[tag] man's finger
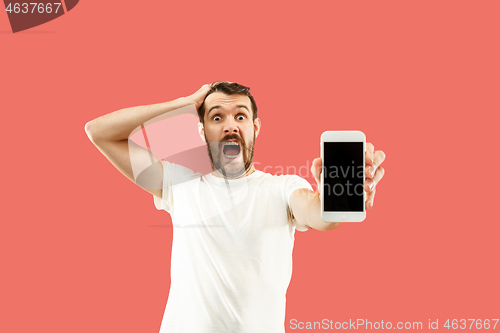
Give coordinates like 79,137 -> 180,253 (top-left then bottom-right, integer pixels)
364,166 -> 385,192
365,188 -> 375,210
372,150 -> 386,168
365,164 -> 375,179
311,158 -> 322,185
366,142 -> 375,154
365,143 -> 375,165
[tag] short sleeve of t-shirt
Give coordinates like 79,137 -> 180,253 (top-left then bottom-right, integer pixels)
153,161 -> 197,213
284,175 -> 313,232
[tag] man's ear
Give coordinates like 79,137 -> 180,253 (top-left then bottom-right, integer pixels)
254,118 -> 262,139
198,122 -> 206,142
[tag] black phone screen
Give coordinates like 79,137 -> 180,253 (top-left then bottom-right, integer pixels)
323,142 -> 364,212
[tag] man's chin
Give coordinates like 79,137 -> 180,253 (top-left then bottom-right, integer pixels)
213,154 -> 250,178
217,161 -> 246,178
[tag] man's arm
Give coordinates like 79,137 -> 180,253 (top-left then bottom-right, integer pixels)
289,144 -> 386,231
289,188 -> 341,231
84,84 -> 210,198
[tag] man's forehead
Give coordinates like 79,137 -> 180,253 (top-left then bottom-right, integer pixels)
205,92 -> 251,109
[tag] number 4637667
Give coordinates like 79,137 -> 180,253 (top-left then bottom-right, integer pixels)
444,319 -> 498,330
5,3 -> 62,14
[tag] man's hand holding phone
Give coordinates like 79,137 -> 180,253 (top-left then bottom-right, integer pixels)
312,133 -> 386,223
363,142 -> 386,210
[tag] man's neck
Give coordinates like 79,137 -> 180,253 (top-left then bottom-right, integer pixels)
211,165 -> 256,179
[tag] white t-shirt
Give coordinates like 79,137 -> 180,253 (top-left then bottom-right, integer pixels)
153,161 -> 313,333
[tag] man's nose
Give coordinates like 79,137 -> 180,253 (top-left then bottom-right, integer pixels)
223,118 -> 238,134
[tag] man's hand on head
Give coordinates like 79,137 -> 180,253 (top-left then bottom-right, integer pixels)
185,84 -> 211,110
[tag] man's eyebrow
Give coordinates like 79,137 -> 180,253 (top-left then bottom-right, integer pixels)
236,104 -> 250,112
207,104 -> 250,116
207,105 -> 221,116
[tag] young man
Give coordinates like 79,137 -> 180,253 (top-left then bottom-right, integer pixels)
85,82 -> 386,333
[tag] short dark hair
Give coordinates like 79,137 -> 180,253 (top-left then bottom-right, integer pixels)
198,81 -> 258,124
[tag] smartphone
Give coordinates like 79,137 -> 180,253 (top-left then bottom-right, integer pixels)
321,131 -> 366,222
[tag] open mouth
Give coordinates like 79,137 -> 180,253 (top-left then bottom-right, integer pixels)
222,141 -> 241,159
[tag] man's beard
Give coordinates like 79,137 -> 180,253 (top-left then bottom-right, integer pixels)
205,132 -> 255,179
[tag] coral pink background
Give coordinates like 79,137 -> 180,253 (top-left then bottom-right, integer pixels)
1,1 -> 499,332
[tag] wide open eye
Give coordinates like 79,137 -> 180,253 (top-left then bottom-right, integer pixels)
236,114 -> 246,121
213,115 -> 222,121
